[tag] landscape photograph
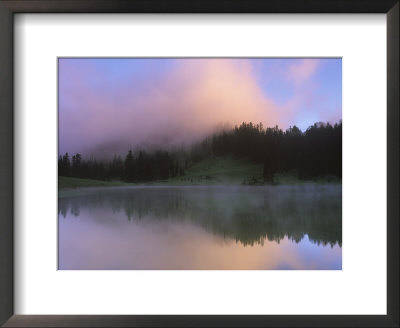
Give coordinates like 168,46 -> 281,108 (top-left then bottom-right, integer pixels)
58,58 -> 342,270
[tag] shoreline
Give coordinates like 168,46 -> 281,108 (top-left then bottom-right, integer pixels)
58,176 -> 342,198
59,176 -> 341,189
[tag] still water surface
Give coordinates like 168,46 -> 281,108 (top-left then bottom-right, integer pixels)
58,185 -> 341,270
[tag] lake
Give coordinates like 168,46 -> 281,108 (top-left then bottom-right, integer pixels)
58,185 -> 342,270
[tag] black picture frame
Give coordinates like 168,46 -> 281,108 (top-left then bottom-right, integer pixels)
0,1 -> 398,327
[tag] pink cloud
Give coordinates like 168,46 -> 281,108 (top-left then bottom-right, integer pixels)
285,59 -> 320,85
59,58 -> 340,158
59,59 -> 281,157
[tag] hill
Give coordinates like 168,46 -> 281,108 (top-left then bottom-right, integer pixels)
161,156 -> 264,185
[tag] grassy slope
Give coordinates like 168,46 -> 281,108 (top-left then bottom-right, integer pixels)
161,156 -> 340,186
162,156 -> 264,185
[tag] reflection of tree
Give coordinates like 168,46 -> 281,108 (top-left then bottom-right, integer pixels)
58,201 -> 68,218
58,186 -> 342,247
70,203 -> 80,217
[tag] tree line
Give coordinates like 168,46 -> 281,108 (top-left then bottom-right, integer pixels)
207,121 -> 342,181
58,150 -> 186,182
59,120 -> 341,183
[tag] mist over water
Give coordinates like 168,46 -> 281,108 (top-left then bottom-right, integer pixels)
58,185 -> 342,270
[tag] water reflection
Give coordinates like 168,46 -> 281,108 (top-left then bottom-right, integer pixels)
58,185 -> 342,270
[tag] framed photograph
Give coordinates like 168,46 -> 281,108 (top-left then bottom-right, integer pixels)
0,0 -> 398,327
57,56 -> 343,271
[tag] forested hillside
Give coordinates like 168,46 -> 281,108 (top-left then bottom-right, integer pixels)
58,121 -> 342,184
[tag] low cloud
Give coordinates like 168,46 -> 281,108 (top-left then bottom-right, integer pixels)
59,58 -> 341,158
59,59 -> 281,157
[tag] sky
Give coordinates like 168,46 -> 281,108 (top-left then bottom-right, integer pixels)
59,58 -> 341,157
